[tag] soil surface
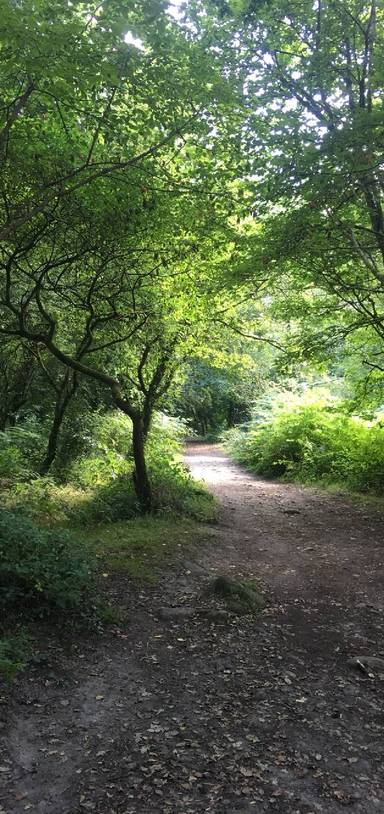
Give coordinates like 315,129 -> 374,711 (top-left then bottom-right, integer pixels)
1,444 -> 384,814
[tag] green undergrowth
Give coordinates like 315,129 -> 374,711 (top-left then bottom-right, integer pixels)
0,510 -> 214,681
0,412 -> 216,526
0,632 -> 33,682
0,469 -> 216,527
315,481 -> 384,512
0,509 -> 96,615
226,404 -> 384,496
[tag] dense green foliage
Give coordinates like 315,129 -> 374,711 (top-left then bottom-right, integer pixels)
0,420 -> 45,478
227,401 -> 384,494
0,633 -> 32,682
0,510 -> 95,613
0,0 -> 248,510
174,360 -> 253,436
0,411 -> 214,524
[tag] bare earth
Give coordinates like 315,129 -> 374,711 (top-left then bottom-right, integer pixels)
1,443 -> 384,814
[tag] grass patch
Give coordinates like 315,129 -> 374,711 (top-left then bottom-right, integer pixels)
0,477 -> 87,525
0,469 -> 217,528
0,409 -> 217,659
95,601 -> 125,625
311,480 -> 384,511
78,516 -> 209,582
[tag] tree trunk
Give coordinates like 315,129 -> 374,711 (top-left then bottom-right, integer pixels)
40,371 -> 78,475
132,415 -> 152,513
142,399 -> 153,441
111,390 -> 153,514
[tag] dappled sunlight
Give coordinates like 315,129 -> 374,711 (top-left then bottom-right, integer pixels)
1,0 -> 384,809
185,451 -> 246,485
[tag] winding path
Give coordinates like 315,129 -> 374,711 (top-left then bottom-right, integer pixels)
1,444 -> 384,814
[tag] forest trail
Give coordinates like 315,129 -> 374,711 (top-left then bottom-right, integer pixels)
2,444 -> 384,814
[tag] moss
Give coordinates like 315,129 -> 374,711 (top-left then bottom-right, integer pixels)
210,575 -> 264,614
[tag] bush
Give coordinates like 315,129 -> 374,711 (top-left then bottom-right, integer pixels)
227,405 -> 384,494
81,475 -> 137,522
0,510 -> 95,613
0,463 -> 215,527
151,458 -> 215,519
0,420 -> 44,479
0,477 -> 91,524
0,442 -> 27,479
0,633 -> 32,682
65,410 -> 133,486
64,411 -> 212,523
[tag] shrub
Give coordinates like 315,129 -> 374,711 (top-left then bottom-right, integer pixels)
81,475 -> 137,522
227,405 -> 384,494
0,421 -> 44,479
69,449 -> 131,488
0,510 -> 95,613
65,411 -> 212,523
0,633 -> 32,682
0,477 -> 90,524
150,457 -> 215,519
0,463 -> 215,527
0,442 -> 27,479
65,410 -> 133,486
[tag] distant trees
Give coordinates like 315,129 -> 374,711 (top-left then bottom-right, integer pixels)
174,359 -> 260,435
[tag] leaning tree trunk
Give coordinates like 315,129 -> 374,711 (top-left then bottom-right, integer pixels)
40,371 -> 78,475
131,414 -> 152,513
111,391 -> 153,514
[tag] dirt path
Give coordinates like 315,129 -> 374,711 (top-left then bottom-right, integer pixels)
1,444 -> 384,814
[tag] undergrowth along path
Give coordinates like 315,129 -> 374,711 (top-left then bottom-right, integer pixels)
1,443 -> 384,814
